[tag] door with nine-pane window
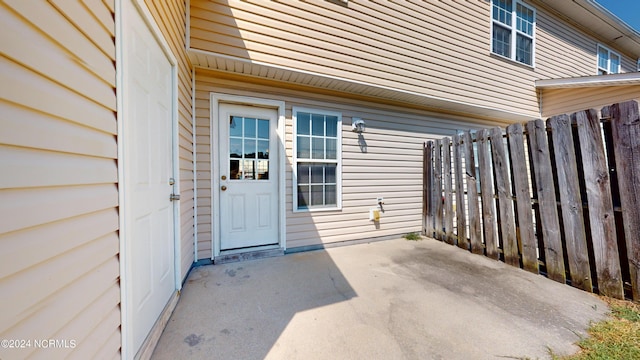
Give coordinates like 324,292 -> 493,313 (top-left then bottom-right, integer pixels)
219,104 -> 279,250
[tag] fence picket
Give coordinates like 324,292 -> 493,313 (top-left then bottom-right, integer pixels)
610,101 -> 640,300
424,141 -> 434,237
574,109 -> 623,299
423,101 -> 639,299
548,115 -> 592,292
464,131 -> 483,254
442,138 -> 455,245
477,129 -> 499,260
453,134 -> 468,250
526,120 -> 566,283
490,127 -> 519,266
507,123 -> 538,274
434,139 -> 444,240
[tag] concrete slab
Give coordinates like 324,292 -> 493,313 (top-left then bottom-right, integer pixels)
151,238 -> 608,360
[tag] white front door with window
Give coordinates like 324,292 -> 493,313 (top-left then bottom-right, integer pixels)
218,104 -> 280,250
122,0 -> 176,355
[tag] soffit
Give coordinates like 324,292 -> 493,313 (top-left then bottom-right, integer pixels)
534,0 -> 640,59
189,50 -> 537,122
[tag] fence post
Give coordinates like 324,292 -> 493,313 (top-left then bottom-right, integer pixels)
610,100 -> 640,300
574,109 -> 623,299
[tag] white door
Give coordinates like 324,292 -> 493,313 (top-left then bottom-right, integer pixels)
122,0 -> 176,354
219,104 -> 279,250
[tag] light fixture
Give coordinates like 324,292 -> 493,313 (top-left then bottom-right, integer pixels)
352,117 -> 365,133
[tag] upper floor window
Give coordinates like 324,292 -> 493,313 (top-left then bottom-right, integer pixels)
492,0 -> 535,66
293,108 -> 342,212
597,45 -> 620,75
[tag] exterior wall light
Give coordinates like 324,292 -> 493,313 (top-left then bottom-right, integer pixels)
352,117 -> 365,133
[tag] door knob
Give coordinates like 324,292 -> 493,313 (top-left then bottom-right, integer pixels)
221,175 -> 227,180
221,186 -> 227,191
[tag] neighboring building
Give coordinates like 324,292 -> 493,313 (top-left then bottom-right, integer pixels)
1,0 -> 639,359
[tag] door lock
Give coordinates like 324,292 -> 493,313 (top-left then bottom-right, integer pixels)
169,177 -> 175,185
221,175 -> 227,180
170,193 -> 180,201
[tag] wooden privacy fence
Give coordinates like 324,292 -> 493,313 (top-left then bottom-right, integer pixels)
423,100 -> 640,300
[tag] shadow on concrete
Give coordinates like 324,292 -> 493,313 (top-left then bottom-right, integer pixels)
152,239 -> 609,360
151,248 -> 355,360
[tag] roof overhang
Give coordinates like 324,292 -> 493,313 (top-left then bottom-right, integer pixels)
534,0 -> 640,59
536,72 -> 640,89
189,49 -> 536,123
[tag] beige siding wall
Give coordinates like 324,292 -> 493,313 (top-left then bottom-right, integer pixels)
534,2 -> 637,78
144,0 -> 195,279
0,0 -> 120,359
541,86 -> 640,117
190,0 -> 636,121
195,69 -> 511,256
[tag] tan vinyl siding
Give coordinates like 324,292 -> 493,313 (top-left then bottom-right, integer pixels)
190,0 -> 638,122
190,0 -> 540,118
144,0 -> 195,278
0,1 -> 119,359
195,69 -> 510,255
533,2 -> 637,78
541,85 -> 640,117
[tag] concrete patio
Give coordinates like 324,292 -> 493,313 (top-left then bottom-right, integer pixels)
151,238 -> 608,360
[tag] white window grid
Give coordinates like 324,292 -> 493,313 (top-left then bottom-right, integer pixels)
292,107 -> 342,212
491,0 -> 536,67
597,44 -> 621,75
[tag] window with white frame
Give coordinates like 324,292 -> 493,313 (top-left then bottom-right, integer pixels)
491,0 -> 535,66
293,108 -> 342,211
597,45 -> 621,75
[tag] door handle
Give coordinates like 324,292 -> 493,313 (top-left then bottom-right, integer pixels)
170,193 -> 180,201
221,186 -> 227,191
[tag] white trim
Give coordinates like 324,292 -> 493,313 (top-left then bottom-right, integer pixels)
115,0 -> 126,357
209,94 -> 287,257
192,68 -> 198,262
536,72 -> 640,89
596,44 -> 621,75
490,0 -> 536,67
171,59 -> 181,292
292,106 -> 343,213
117,0 -> 180,358
583,0 -> 640,42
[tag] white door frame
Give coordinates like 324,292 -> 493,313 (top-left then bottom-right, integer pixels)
210,94 -> 286,258
116,0 -> 181,358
